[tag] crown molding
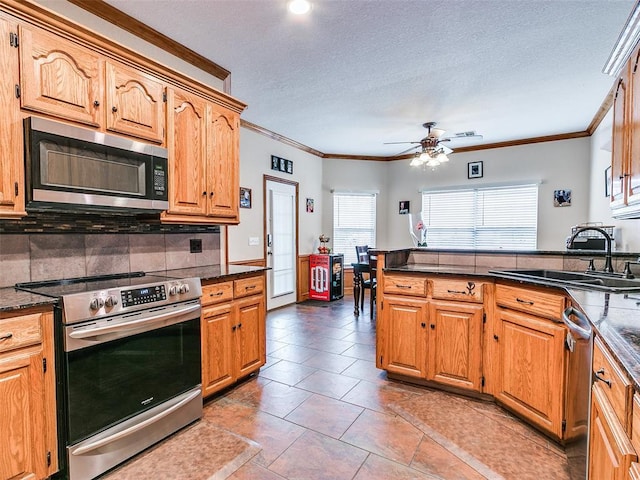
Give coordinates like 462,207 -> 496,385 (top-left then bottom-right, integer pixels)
240,120 -> 324,157
66,0 -> 231,88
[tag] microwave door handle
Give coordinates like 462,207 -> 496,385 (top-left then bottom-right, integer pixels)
68,303 -> 201,340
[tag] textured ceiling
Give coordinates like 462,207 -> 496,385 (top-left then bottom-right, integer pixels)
104,0 -> 635,157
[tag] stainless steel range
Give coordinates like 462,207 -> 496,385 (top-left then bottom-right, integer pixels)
16,272 -> 203,480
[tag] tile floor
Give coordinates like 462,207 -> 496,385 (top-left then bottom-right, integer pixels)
105,295 -> 583,480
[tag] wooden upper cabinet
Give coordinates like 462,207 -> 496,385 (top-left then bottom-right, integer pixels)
627,46 -> 640,207
0,15 -> 25,218
207,103 -> 240,219
19,25 -> 103,127
166,87 -> 208,216
105,61 -> 165,144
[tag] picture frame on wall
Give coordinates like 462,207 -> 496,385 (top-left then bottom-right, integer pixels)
240,187 -> 252,208
399,201 -> 410,214
468,161 -> 483,179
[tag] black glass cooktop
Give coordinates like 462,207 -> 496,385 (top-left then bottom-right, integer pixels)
15,272 -> 172,297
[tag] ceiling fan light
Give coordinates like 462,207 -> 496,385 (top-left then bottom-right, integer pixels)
426,158 -> 441,168
409,155 -> 423,167
419,151 -> 430,161
288,0 -> 311,15
437,152 -> 449,162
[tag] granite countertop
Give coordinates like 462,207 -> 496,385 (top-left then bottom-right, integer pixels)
384,264 -> 495,276
0,287 -> 57,313
0,265 -> 269,314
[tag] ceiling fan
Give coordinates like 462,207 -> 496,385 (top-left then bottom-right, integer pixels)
385,122 -> 482,168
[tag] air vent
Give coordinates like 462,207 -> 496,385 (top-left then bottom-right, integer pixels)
454,131 -> 477,137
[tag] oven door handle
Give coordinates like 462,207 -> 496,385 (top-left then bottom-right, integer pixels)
68,303 -> 201,340
69,389 -> 201,456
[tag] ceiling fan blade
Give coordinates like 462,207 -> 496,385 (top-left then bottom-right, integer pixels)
395,145 -> 420,155
429,128 -> 446,139
441,134 -> 484,142
441,145 -> 453,155
383,141 -> 421,145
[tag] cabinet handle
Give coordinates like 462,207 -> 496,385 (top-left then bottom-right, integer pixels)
14,182 -> 19,197
0,333 -> 13,341
112,106 -> 118,112
94,100 -> 100,107
395,284 -> 412,289
420,322 -> 426,328
245,285 -> 256,290
210,291 -> 223,297
516,298 -> 534,305
447,289 -> 467,295
594,368 -> 612,388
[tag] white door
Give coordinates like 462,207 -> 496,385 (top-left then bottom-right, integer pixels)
266,179 -> 297,310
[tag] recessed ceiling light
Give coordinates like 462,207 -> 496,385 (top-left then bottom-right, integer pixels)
288,0 -> 311,15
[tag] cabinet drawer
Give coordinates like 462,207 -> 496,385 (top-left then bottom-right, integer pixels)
431,278 -> 485,303
383,274 -> 428,297
495,283 -> 565,319
234,276 -> 264,298
0,314 -> 42,354
201,282 -> 233,306
593,336 -> 632,432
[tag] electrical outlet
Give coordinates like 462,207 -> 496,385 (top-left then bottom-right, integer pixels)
190,239 -> 203,253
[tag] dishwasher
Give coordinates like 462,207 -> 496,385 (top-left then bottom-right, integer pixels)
562,305 -> 593,480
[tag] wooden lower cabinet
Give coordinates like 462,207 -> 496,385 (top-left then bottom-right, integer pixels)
201,275 -> 266,398
380,295 -> 428,378
588,383 -> 637,480
428,300 -> 483,392
494,307 -> 567,439
0,310 -> 57,480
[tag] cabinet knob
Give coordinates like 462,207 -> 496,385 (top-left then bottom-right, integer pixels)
112,106 -> 118,112
202,191 -> 207,196
493,334 -> 499,341
94,100 -> 100,107
210,192 -> 215,197
420,322 -> 426,328
430,324 -> 435,329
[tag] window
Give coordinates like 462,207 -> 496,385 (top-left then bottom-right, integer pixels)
420,184 -> 538,250
333,193 -> 376,264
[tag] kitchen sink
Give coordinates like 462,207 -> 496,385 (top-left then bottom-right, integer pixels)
490,269 -> 640,293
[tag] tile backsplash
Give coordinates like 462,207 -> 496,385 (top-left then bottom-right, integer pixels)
0,232 -> 221,287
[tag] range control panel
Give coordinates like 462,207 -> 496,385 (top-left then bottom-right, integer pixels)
121,285 -> 167,308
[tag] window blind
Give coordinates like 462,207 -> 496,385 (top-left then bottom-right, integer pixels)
421,184 -> 538,250
333,193 -> 376,264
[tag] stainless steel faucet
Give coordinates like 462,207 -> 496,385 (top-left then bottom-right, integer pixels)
567,227 -> 614,273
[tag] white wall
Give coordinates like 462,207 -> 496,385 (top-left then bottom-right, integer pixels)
227,128 -> 324,261
323,138 -> 592,251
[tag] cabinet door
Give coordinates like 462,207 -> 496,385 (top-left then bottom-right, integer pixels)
381,296 -> 428,378
19,25 -> 103,127
106,61 -> 165,143
201,303 -> 235,397
588,383 -> 636,480
235,294 -> 266,378
0,17 -> 25,218
612,67 -> 629,207
166,87 -> 208,216
428,300 -> 483,392
628,46 -> 640,207
207,103 -> 239,221
0,350 -> 46,480
495,308 -> 566,438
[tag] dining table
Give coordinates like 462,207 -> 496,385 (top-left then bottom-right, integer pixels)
350,261 -> 370,316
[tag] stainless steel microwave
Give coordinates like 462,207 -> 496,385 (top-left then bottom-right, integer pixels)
24,117 -> 169,212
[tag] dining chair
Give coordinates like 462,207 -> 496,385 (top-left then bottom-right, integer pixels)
354,245 -> 373,314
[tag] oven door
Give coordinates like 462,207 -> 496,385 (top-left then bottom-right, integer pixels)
63,300 -> 201,445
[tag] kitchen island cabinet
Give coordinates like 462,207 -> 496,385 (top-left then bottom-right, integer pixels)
0,308 -> 57,480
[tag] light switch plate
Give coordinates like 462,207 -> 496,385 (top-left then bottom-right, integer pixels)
248,236 -> 260,246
